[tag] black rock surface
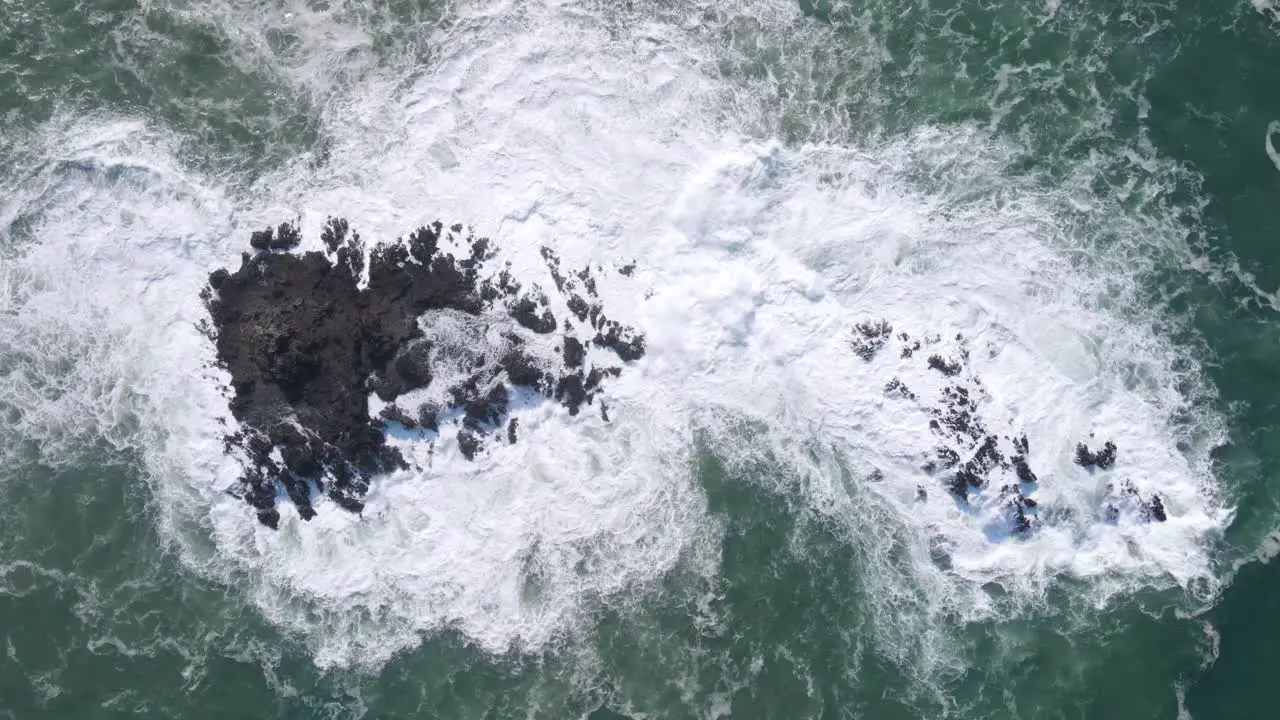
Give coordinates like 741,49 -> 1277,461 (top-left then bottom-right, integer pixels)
1074,440 -> 1118,469
203,218 -> 644,528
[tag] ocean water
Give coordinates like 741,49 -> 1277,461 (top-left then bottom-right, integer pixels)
2,0 -> 1279,717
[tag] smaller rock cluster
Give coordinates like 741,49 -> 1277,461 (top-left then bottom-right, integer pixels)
853,320 -> 1169,533
1074,441 -> 1117,469
1076,440 -> 1166,525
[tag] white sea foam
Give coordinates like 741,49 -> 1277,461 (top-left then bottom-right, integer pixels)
1267,120 -> 1280,173
0,0 -> 1231,670
0,119 -> 238,472
1255,0 -> 1280,23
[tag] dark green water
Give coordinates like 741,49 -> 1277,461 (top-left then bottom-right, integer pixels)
3,0 -> 1280,718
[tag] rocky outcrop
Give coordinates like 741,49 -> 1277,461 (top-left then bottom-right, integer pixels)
202,218 -> 643,528
1074,441 -> 1117,469
850,320 -> 892,360
1101,479 -> 1167,524
855,321 -> 1167,533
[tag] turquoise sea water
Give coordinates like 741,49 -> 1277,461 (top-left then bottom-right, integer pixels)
3,1 -> 1280,717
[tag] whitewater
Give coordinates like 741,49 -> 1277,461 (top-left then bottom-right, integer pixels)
0,0 -> 1230,675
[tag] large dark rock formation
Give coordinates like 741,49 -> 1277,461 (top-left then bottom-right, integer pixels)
202,218 -> 643,528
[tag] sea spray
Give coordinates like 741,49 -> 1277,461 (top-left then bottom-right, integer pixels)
0,0 -> 1231,681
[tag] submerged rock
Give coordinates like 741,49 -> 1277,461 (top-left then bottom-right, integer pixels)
926,354 -> 963,377
204,218 -> 644,527
865,328 -> 1044,530
1102,480 -> 1168,524
851,319 -> 893,361
1146,494 -> 1168,522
